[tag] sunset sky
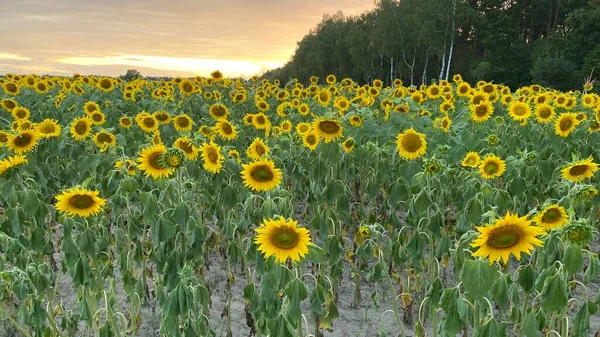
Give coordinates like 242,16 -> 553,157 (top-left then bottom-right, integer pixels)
0,0 -> 375,77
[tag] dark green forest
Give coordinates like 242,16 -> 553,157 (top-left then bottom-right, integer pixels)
262,0 -> 600,90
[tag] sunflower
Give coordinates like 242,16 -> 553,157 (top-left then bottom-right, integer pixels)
97,77 -> 114,92
302,132 -> 319,150
89,111 -> 106,126
508,101 -> 531,121
246,138 -> 270,161
334,96 -> 351,114
210,70 -> 224,81
396,128 -> 427,161
316,89 -> 332,107
34,81 -> 50,94
298,103 -> 310,116
115,159 -> 137,176
341,137 -> 355,153
200,142 -> 224,174
554,113 -> 579,137
439,116 -> 451,133
2,82 -> 19,95
11,107 -> 30,120
153,111 -> 172,124
243,114 -> 254,125
151,130 -> 163,145
471,211 -> 545,264
179,79 -> 195,95
252,113 -> 270,130
241,158 -> 282,192
137,114 -> 159,133
173,114 -> 194,132
456,82 -> 471,97
534,103 -> 555,123
55,187 -> 106,218
0,131 -> 9,146
256,100 -> 269,112
119,117 -> 133,128
7,129 -> 40,154
93,130 -> 117,151
533,205 -> 568,231
479,154 -> 506,179
174,137 -> 200,161
254,217 -> 311,263
462,151 -> 480,168
209,103 -> 229,120
136,144 -> 174,179
37,119 -> 62,138
70,117 -> 92,140
228,149 -> 241,162
280,120 -> 292,133
295,122 -> 311,135
561,156 -> 598,182
215,120 -> 237,141
1,99 -> 18,112
0,154 -> 27,176
313,118 -> 343,143
349,115 -> 363,127
470,101 -> 494,123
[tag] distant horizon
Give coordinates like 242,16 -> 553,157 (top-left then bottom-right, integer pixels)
0,0 -> 375,78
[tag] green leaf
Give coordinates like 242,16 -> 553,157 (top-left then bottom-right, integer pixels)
267,315 -> 295,337
563,243 -> 584,277
427,278 -> 443,308
439,287 -> 463,336
517,264 -> 535,293
161,289 -> 180,317
473,318 -> 507,337
490,274 -> 510,310
540,272 -> 568,313
522,311 -> 542,337
583,253 -> 600,284
572,301 -> 591,337
157,218 -> 177,243
284,278 -> 308,324
461,259 -> 498,300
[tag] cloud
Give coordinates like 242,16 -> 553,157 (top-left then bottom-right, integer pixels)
0,53 -> 32,61
54,54 -> 284,77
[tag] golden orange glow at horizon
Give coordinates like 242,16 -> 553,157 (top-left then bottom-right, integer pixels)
0,0 -> 375,77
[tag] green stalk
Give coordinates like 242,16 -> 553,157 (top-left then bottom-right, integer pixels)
382,252 -> 406,337
473,300 -> 480,329
0,305 -> 32,337
517,294 -> 529,337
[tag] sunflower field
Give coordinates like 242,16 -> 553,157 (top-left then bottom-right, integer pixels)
0,72 -> 600,337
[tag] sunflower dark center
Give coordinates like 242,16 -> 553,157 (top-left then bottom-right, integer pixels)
149,152 -> 164,169
178,141 -> 193,153
401,133 -> 421,152
100,80 -> 111,89
319,121 -> 340,134
569,165 -> 588,176
96,133 -> 112,143
514,106 -> 527,116
256,116 -> 266,124
255,144 -> 265,155
121,119 -> 131,125
75,121 -> 88,135
299,125 -> 309,133
212,106 -> 227,117
250,165 -> 273,182
489,225 -> 521,249
307,135 -> 316,145
177,117 -> 190,128
0,134 -> 7,142
142,117 -> 155,128
538,107 -> 551,118
560,119 -> 573,131
69,195 -> 94,209
15,110 -> 27,118
14,134 -> 32,146
542,209 -> 561,223
4,101 -> 16,109
92,113 -> 103,122
221,123 -> 233,134
319,92 -> 329,102
484,162 -> 498,174
156,113 -> 169,121
182,83 -> 193,92
40,124 -> 56,134
37,83 -> 47,91
345,140 -> 355,148
476,106 -> 488,117
271,228 -> 299,249
207,149 -> 218,163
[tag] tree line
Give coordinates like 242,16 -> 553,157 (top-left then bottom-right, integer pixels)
262,0 -> 600,91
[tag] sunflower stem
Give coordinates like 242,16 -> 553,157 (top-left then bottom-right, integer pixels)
473,300 -> 480,329
381,251 -> 406,337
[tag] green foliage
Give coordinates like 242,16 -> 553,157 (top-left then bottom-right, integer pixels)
530,56 -> 578,91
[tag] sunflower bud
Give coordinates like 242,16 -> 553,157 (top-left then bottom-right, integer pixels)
562,219 -> 594,246
159,148 -> 184,169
